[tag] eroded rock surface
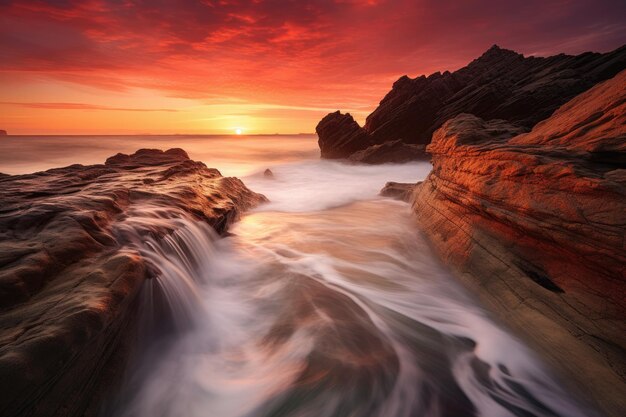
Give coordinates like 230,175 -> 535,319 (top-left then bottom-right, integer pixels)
412,72 -> 626,417
0,148 -> 266,417
316,111 -> 372,159
317,44 -> 626,161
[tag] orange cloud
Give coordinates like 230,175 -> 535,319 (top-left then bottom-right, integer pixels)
0,0 -> 624,134
3,102 -> 178,112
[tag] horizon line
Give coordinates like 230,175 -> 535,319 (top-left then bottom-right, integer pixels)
1,133 -> 318,137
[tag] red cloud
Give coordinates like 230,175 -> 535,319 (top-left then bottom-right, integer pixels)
1,0 -> 625,119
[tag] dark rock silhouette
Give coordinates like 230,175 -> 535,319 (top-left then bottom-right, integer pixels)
0,149 -> 267,417
316,111 -> 372,158
411,71 -> 626,417
317,44 -> 626,161
264,168 -> 274,178
0,130 -> 7,136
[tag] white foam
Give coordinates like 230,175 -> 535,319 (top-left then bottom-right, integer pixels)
108,150 -> 597,417
243,159 -> 431,212
113,198 -> 598,417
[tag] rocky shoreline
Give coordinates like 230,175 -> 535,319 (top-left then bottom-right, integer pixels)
409,72 -> 626,417
1,43 -> 625,417
314,43 -> 626,416
0,149 -> 266,417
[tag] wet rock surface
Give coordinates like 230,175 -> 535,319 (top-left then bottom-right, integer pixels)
379,181 -> 417,202
412,71 -> 626,417
317,44 -> 626,161
0,148 -> 266,417
348,140 -> 426,164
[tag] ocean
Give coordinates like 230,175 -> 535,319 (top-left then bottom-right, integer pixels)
0,135 -> 597,417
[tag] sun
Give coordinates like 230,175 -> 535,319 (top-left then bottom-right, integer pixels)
235,128 -> 243,135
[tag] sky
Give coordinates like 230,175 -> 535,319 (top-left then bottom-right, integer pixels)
1,0 -> 625,135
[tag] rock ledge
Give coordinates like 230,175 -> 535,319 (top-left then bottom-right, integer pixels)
0,148 -> 266,417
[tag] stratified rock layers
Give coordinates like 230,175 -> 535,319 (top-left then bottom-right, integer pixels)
317,44 -> 626,161
317,111 -> 372,159
0,149 -> 266,417
412,72 -> 626,416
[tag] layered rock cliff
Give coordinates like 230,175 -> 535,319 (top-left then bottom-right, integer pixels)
0,149 -> 266,417
411,71 -> 626,417
316,44 -> 626,162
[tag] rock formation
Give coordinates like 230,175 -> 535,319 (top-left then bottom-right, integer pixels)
348,140 -> 426,164
317,111 -> 372,159
0,130 -> 7,136
0,149 -> 266,417
379,181 -> 417,202
317,44 -> 626,162
411,71 -> 626,417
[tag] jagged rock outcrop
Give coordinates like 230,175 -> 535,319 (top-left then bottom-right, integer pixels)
0,149 -> 266,417
411,71 -> 626,417
316,111 -> 373,159
317,44 -> 626,161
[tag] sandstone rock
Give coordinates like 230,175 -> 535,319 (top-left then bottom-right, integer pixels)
379,182 -> 418,202
412,71 -> 626,417
348,140 -> 427,164
317,44 -> 626,162
0,149 -> 267,417
105,147 -> 190,167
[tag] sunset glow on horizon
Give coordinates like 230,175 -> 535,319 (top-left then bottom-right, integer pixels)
1,0 -> 625,135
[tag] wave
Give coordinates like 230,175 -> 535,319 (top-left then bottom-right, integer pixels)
108,196 -> 598,417
242,160 -> 431,212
